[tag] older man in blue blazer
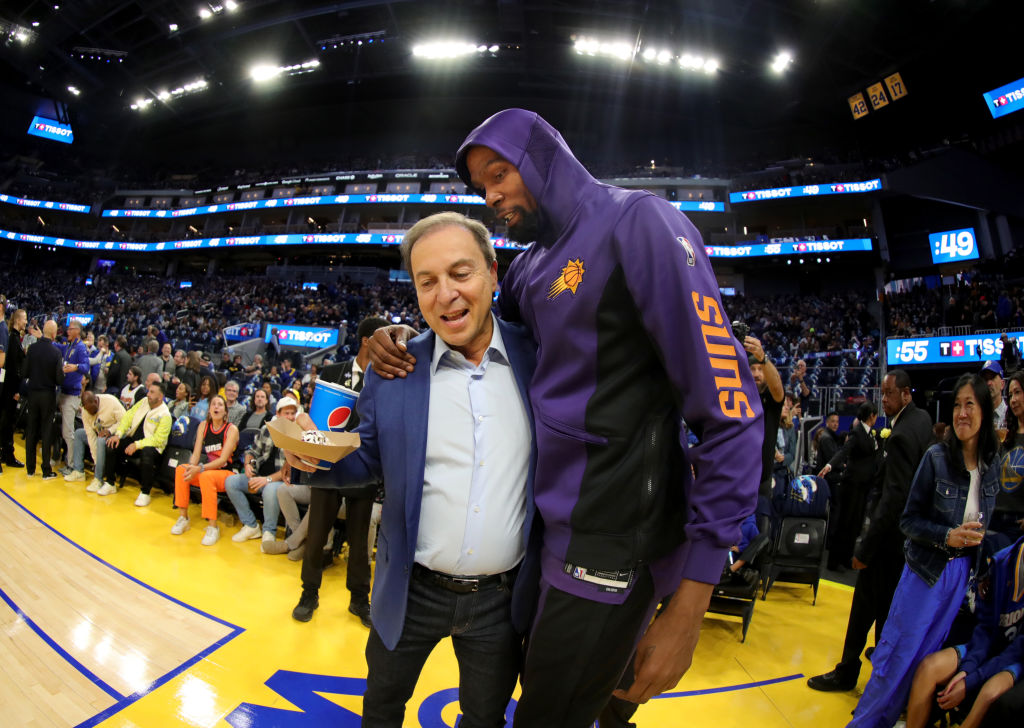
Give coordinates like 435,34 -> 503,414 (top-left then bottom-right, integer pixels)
289,211 -> 537,728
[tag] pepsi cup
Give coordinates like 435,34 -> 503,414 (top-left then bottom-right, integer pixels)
309,379 -> 359,432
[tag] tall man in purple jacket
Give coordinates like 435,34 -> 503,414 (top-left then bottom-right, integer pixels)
371,109 -> 763,725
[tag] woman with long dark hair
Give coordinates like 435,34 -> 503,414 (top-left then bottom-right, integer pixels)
189,374 -> 218,419
171,395 -> 239,546
849,373 -> 1000,726
991,370 -> 1024,548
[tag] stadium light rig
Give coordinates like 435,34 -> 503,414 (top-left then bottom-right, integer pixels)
130,78 -> 208,110
250,59 -> 320,82
577,36 -> 719,74
412,41 -> 500,60
771,50 -> 793,74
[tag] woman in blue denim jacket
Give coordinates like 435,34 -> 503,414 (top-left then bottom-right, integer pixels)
850,373 -> 1000,727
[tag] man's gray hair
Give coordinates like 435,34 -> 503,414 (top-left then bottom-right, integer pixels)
399,212 -> 495,272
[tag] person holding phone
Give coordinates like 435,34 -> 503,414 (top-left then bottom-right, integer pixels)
849,373 -> 1000,727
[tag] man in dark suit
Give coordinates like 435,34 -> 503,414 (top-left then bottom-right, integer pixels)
819,400 -> 881,570
286,315 -> 390,626
808,368 -> 933,692
24,320 -> 64,479
285,212 -> 538,726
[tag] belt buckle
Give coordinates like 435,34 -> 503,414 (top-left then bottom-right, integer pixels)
450,577 -> 480,592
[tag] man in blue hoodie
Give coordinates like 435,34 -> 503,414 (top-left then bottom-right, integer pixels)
372,109 -> 763,725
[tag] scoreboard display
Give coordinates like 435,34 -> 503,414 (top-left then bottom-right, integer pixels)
928,227 -> 978,265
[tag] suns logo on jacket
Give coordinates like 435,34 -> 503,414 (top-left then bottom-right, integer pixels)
547,258 -> 586,300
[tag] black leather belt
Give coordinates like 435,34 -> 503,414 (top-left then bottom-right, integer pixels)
412,563 -> 514,594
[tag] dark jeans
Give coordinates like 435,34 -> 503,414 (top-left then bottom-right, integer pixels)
0,389 -> 18,460
514,568 -> 655,728
301,486 -> 372,601
104,431 -> 160,493
362,567 -> 521,727
24,389 -> 57,475
835,549 -> 905,680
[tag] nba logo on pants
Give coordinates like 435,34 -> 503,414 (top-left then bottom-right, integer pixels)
309,380 -> 360,432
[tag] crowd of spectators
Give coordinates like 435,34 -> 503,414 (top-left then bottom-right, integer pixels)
886,275 -> 1024,337
0,269 -> 424,358
723,292 -> 880,365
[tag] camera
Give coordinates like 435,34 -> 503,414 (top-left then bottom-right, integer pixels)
731,320 -> 750,342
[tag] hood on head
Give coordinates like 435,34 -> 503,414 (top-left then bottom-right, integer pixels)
455,108 -> 598,239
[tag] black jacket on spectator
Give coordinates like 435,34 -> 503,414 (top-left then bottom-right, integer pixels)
855,402 -> 933,565
107,349 -> 131,390
26,337 -> 63,391
816,428 -> 844,489
828,424 -> 880,491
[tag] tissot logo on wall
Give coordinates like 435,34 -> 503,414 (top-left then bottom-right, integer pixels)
886,333 -> 1024,366
265,325 -> 339,348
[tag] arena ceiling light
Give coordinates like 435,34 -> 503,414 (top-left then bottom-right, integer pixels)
411,41 -> 487,60
66,85 -> 80,96
573,36 -> 635,61
771,50 -> 794,74
249,59 -> 320,82
130,78 -> 208,110
678,53 -> 719,74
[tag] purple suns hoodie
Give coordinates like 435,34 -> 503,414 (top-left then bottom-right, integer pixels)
456,109 -> 763,603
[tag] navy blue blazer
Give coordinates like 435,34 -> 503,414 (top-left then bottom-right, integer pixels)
312,320 -> 539,651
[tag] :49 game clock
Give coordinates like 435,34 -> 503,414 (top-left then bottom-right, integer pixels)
929,227 -> 979,265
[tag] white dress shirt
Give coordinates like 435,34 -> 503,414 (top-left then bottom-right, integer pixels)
415,317 -> 531,576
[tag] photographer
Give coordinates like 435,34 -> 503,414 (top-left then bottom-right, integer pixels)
734,322 -> 784,500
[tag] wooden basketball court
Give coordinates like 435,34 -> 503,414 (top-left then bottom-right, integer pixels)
1,435 -> 864,727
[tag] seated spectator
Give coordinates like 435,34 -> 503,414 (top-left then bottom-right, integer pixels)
903,536 -> 1024,728
260,380 -> 276,410
65,390 -> 126,490
170,382 -> 192,419
160,342 -> 175,382
178,350 -> 202,393
279,357 -> 298,391
171,395 -> 239,545
102,381 -> 172,504
244,354 -> 264,376
226,353 -> 245,380
189,374 -> 218,419
120,366 -> 144,408
224,396 -> 298,547
217,350 -> 232,372
240,388 -> 271,430
223,380 -> 246,427
266,365 -> 281,391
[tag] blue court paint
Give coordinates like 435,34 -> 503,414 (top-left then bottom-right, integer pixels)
653,672 -> 805,698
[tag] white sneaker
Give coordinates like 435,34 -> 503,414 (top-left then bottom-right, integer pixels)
232,524 -> 262,542
134,493 -> 151,507
86,479 -> 102,492
96,482 -> 117,496
171,516 -> 191,535
262,530 -> 276,542
64,470 -> 85,482
201,525 -> 220,546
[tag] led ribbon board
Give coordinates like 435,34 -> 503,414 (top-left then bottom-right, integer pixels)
264,325 -> 339,349
704,238 -> 873,259
27,115 -> 74,144
983,76 -> 1024,119
928,227 -> 979,264
887,333 -> 1024,366
0,193 -> 90,214
729,179 -> 882,203
0,229 -> 528,252
102,195 -> 726,217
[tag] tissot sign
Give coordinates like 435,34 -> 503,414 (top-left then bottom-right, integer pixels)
886,333 -> 1024,366
265,325 -> 339,349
